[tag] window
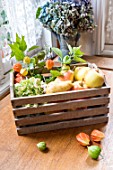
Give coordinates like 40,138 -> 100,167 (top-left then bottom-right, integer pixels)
95,0 -> 113,55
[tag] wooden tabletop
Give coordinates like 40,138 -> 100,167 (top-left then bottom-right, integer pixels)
0,56 -> 113,170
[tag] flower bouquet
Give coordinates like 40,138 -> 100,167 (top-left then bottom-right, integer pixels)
36,0 -> 96,56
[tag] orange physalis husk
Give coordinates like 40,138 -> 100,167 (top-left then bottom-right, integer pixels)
13,63 -> 22,72
76,132 -> 90,146
91,129 -> 105,142
46,59 -> 54,70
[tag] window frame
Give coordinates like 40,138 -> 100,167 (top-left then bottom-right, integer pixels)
95,0 -> 113,56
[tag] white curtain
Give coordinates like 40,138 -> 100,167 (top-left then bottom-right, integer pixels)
105,0 -> 113,44
4,0 -> 52,48
0,0 -> 52,84
4,0 -> 39,47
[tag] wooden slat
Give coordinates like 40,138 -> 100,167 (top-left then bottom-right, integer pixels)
11,86 -> 110,107
17,115 -> 108,135
15,106 -> 109,126
10,72 -> 14,99
13,97 -> 110,116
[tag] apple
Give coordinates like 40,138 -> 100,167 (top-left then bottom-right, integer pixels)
57,70 -> 74,82
84,69 -> 105,88
74,67 -> 90,81
72,81 -> 88,90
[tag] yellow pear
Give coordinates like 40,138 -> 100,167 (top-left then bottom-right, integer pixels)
74,67 -> 90,81
84,69 -> 104,88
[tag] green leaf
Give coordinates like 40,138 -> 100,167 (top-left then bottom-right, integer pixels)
52,47 -> 63,61
73,56 -> 86,63
9,43 -> 25,61
34,74 -> 43,80
37,61 -> 45,67
63,55 -> 71,64
19,36 -> 27,51
45,76 -> 55,84
50,70 -> 62,78
67,43 -> 73,55
10,51 -> 15,58
72,46 -> 84,57
16,33 -> 21,45
36,7 -> 42,19
37,51 -> 45,60
15,33 -> 27,51
27,45 -> 40,52
30,58 -> 36,65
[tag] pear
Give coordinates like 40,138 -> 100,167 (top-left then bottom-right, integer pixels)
74,67 -> 90,81
84,69 -> 104,88
57,70 -> 74,82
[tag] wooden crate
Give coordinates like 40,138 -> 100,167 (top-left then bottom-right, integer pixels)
10,63 -> 110,135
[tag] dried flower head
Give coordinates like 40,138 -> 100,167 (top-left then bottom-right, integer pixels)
36,0 -> 96,37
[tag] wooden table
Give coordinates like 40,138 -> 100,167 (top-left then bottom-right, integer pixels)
0,57 -> 113,170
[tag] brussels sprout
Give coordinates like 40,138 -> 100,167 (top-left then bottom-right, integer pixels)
37,142 -> 46,151
88,145 -> 102,160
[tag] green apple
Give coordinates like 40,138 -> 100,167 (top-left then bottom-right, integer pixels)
84,69 -> 104,88
74,67 -> 90,81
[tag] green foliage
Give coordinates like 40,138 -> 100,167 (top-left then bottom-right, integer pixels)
16,33 -> 27,51
50,70 -> 62,78
52,47 -> 63,61
9,43 -> 25,61
36,51 -> 45,60
73,56 -> 86,63
27,45 -> 39,52
67,44 -> 73,55
63,55 -> 71,64
45,76 -> 55,84
67,44 -> 86,63
52,45 -> 86,64
72,46 -> 84,57
9,33 -> 45,64
37,61 -> 45,67
36,7 -> 42,19
30,58 -> 36,65
9,33 -> 28,61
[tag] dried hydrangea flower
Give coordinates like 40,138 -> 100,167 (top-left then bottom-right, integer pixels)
37,0 -> 96,37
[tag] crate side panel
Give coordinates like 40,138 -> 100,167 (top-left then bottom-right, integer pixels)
12,87 -> 110,107
10,72 -> 14,99
15,106 -> 109,126
17,115 -> 108,135
13,97 -> 110,117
